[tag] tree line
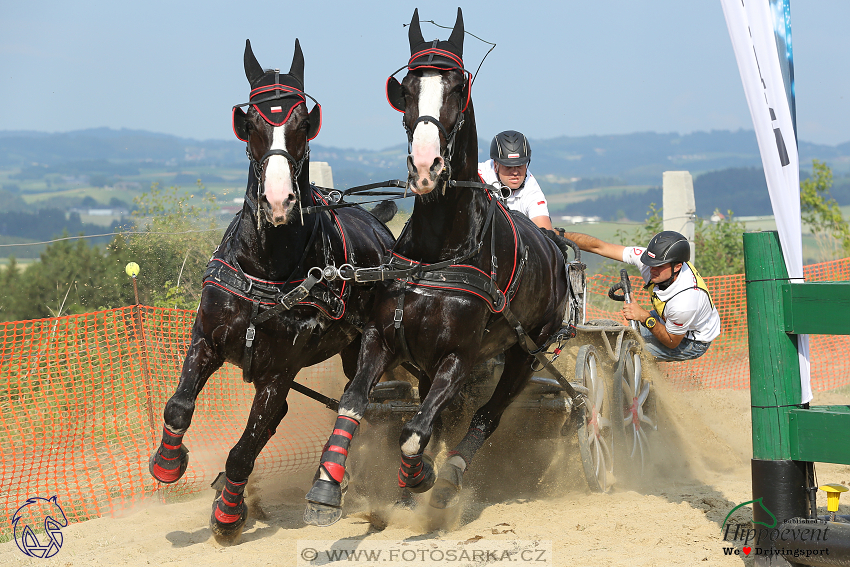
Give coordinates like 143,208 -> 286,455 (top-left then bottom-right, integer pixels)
0,185 -> 220,322
1,162 -> 848,322
551,166 -> 850,221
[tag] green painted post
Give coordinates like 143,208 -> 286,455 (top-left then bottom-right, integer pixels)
745,231 -> 811,550
744,230 -> 802,459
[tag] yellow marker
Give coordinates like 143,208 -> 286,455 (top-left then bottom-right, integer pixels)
820,484 -> 848,520
125,262 -> 140,278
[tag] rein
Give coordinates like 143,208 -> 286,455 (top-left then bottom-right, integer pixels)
301,179 -> 509,217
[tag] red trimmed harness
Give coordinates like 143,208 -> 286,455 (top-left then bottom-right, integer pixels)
387,198 -> 524,314
203,188 -> 358,382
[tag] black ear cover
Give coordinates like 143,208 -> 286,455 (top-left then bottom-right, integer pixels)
386,77 -> 405,112
461,72 -> 471,113
307,103 -> 322,140
232,106 -> 249,142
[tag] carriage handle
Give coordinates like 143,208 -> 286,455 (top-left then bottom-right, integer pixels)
607,269 -> 639,330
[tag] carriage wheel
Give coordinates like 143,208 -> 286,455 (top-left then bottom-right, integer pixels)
612,339 -> 656,481
574,345 -> 613,493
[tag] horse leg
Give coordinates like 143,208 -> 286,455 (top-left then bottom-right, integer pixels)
397,354 -> 472,496
210,379 -> 290,544
338,338 -> 360,387
304,328 -> 392,526
431,345 -> 535,508
150,332 -> 222,483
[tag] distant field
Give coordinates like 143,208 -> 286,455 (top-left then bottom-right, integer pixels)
0,257 -> 35,271
2,165 -> 247,208
545,184 -> 655,206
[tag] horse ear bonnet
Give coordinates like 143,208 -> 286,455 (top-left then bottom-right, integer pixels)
386,8 -> 470,113
232,39 -> 322,142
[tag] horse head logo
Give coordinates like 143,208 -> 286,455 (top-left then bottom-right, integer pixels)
12,496 -> 68,558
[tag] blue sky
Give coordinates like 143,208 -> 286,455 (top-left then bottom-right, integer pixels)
2,1 -> 848,149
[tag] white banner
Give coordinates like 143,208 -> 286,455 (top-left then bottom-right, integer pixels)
720,0 -> 811,403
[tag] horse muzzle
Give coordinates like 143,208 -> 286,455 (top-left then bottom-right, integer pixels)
261,194 -> 298,226
407,154 -> 446,195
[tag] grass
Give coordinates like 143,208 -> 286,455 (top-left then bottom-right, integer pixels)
545,184 -> 655,206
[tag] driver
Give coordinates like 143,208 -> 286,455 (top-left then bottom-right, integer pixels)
560,230 -> 721,362
479,130 -> 553,230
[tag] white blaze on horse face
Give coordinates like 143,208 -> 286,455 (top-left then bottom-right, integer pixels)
263,125 -> 297,225
409,72 -> 445,194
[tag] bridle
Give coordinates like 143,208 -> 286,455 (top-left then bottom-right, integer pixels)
386,44 -> 472,182
405,112 -> 465,179
242,144 -> 311,227
232,72 -> 321,226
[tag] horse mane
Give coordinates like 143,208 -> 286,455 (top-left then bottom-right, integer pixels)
369,200 -> 398,224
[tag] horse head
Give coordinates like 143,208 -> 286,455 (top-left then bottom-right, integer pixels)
232,39 -> 322,226
387,8 -> 472,196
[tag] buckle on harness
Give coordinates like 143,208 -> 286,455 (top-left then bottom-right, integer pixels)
494,290 -> 505,310
393,308 -> 403,324
245,324 -> 256,347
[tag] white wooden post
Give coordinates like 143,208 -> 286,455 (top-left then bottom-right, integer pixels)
662,170 -> 696,261
309,161 -> 334,189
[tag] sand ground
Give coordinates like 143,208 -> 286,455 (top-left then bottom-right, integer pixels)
3,356 -> 850,567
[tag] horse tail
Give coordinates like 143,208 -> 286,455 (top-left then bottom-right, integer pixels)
369,200 -> 398,224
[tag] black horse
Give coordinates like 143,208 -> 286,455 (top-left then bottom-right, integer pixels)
304,8 -> 573,526
148,39 -> 395,543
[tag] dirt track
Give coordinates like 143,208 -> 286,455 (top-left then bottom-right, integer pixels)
3,359 -> 850,567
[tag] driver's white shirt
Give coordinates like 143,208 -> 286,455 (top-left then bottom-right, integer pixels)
478,160 -> 550,220
622,247 -> 721,343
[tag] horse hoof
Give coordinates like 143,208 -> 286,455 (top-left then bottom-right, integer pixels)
430,479 -> 461,509
340,470 -> 350,495
306,479 -> 343,508
148,444 -> 189,484
209,498 -> 247,545
430,461 -> 464,509
303,501 -> 343,527
402,454 -> 436,494
393,488 -> 417,511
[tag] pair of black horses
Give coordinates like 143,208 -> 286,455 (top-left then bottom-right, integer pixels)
148,8 -> 575,542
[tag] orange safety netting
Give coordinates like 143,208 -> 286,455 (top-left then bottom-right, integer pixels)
2,257 -> 850,535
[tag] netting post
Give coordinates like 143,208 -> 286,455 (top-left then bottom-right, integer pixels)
130,280 -> 157,442
744,231 -> 810,565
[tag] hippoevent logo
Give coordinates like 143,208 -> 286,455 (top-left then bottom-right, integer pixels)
11,496 -> 68,558
720,498 -> 831,560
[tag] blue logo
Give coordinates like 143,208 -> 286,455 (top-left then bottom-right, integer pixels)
11,496 -> 68,558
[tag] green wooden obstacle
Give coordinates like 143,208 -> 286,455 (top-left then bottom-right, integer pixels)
745,230 -> 850,554
745,230 -> 850,465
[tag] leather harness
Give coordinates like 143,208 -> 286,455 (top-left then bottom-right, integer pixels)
203,187 -> 360,382
336,180 -> 581,402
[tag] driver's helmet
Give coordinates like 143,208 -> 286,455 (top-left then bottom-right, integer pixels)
490,130 -> 531,167
641,231 -> 690,267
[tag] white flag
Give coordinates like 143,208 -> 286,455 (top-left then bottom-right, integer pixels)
720,0 -> 811,403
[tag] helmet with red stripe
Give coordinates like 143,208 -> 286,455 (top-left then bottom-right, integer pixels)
490,130 -> 531,167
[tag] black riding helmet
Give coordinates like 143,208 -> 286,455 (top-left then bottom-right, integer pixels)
641,231 -> 690,267
490,130 -> 531,167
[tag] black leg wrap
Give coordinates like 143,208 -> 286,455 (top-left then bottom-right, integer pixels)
149,426 -> 189,483
210,476 -> 248,544
453,425 -> 487,466
398,453 -> 435,493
